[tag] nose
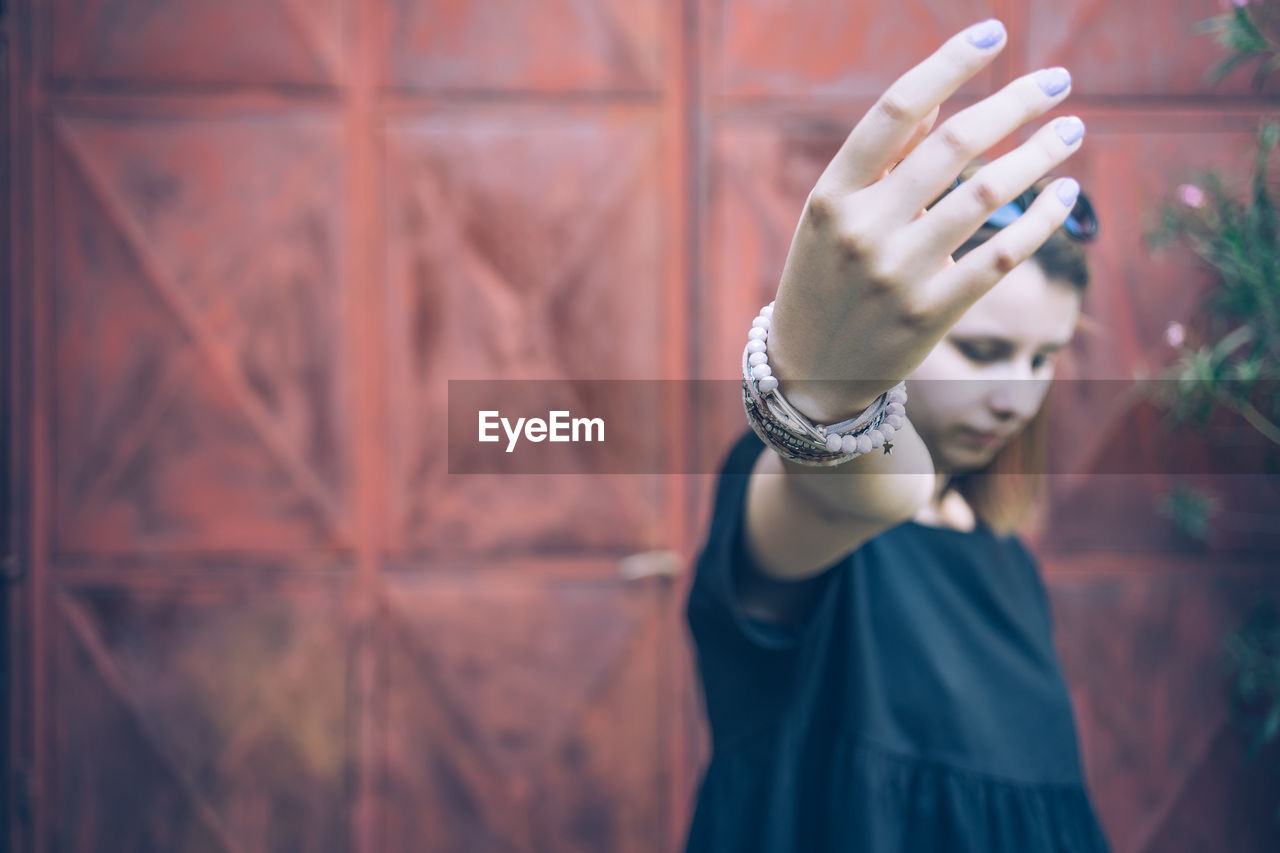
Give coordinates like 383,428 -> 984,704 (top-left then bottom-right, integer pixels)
982,364 -> 1050,423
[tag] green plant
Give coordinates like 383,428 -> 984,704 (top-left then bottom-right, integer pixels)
1195,0 -> 1280,92
1143,118 -> 1280,545
1162,2 -> 1280,824
1221,599 -> 1280,821
1147,120 -> 1280,451
1155,484 -> 1222,544
1148,1 -> 1280,463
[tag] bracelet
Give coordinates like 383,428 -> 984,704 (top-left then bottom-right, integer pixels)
741,300 -> 907,467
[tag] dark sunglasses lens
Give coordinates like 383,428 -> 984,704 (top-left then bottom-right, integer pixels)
1065,195 -> 1098,241
958,177 -> 1098,242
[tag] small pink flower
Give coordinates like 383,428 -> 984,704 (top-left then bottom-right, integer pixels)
1233,0 -> 1251,8
1177,184 -> 1205,208
1165,321 -> 1186,348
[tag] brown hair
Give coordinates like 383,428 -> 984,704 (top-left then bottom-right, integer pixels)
941,201 -> 1097,538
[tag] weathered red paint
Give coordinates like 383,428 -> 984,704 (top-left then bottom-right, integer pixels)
7,1 -> 1279,851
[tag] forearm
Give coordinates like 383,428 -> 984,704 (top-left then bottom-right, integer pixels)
737,419 -> 935,587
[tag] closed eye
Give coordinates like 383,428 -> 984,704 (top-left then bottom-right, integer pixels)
954,338 -> 1063,370
1032,352 -> 1059,371
956,342 -> 1006,363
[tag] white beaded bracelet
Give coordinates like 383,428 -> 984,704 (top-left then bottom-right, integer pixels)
742,300 -> 907,466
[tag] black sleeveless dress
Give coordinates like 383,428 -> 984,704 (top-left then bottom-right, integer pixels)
683,428 -> 1111,853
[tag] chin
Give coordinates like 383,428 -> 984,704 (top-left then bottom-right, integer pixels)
943,442 -> 1000,474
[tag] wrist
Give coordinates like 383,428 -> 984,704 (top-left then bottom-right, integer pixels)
766,337 -> 883,425
775,382 -> 880,425
743,300 -> 907,467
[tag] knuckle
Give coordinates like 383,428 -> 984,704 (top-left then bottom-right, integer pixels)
834,228 -> 874,263
874,89 -> 913,124
969,178 -> 1004,211
990,244 -> 1022,276
805,189 -> 841,225
1011,80 -> 1041,116
899,307 -> 932,331
863,263 -> 897,294
1033,133 -> 1060,162
937,121 -> 974,155
897,298 -> 933,329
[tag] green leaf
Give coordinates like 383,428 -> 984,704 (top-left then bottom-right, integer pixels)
1208,50 -> 1264,86
1260,122 -> 1280,154
1231,5 -> 1270,49
1231,358 -> 1262,384
1191,14 -> 1229,37
1254,55 -> 1280,93
1193,346 -> 1218,383
1213,325 -> 1257,360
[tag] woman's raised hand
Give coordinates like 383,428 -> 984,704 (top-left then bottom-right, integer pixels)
766,19 -> 1085,423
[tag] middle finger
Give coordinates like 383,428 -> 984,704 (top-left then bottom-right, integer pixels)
870,66 -> 1074,220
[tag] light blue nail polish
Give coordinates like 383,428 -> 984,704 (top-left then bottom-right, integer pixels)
1037,67 -> 1072,96
1055,116 -> 1085,146
1057,178 -> 1080,207
966,19 -> 1005,49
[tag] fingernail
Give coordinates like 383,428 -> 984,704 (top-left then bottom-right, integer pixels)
1057,178 -> 1080,208
966,19 -> 1006,49
1055,116 -> 1085,146
1037,67 -> 1072,96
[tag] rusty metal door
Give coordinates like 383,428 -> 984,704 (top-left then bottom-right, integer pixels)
7,0 -> 691,850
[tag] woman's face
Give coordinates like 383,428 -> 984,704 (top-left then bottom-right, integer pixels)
907,259 -> 1082,475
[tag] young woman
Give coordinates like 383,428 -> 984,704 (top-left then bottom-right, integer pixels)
684,19 -> 1110,853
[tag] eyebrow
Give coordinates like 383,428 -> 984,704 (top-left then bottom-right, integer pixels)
951,335 -> 1070,353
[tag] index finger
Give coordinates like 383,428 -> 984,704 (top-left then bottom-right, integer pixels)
816,19 -> 1007,196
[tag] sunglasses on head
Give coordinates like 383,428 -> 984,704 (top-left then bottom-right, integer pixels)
939,174 -> 1099,243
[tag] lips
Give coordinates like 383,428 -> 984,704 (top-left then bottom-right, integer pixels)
959,427 -> 1008,447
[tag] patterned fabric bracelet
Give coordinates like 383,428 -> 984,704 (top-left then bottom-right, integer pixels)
741,300 -> 908,467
